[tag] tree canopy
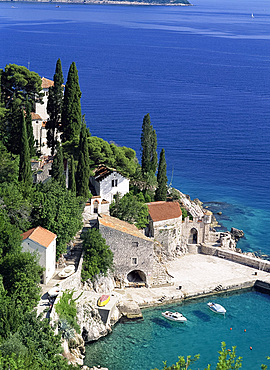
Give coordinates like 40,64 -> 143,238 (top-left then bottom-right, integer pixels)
61,62 -> 82,143
81,228 -> 114,281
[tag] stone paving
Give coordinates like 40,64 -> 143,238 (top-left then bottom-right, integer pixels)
125,253 -> 270,307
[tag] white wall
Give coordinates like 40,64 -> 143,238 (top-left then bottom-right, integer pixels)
22,238 -> 56,284
100,172 -> 129,203
35,88 -> 49,121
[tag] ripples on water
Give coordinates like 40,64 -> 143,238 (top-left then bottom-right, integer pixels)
84,291 -> 270,370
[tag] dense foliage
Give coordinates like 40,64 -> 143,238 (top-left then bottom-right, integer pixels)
55,290 -> 81,334
81,228 -> 114,281
155,148 -> 168,201
47,58 -> 64,155
61,62 -> 82,143
141,113 -> 158,177
31,180 -> 83,258
110,191 -> 149,229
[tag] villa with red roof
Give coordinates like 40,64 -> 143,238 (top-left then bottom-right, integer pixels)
22,226 -> 57,284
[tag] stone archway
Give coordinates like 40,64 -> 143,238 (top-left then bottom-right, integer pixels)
188,228 -> 198,244
127,270 -> 146,283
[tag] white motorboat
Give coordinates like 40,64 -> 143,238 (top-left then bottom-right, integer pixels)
48,286 -> 61,297
162,311 -> 187,322
207,302 -> 226,315
58,265 -> 75,278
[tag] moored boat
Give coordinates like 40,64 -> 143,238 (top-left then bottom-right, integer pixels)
48,286 -> 61,297
162,311 -> 187,322
207,302 -> 226,315
97,294 -> 110,307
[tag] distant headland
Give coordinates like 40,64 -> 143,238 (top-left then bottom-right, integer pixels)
4,0 -> 192,6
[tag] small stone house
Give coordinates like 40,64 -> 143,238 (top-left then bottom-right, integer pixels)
98,214 -> 154,287
21,226 -> 57,284
145,201 -> 183,255
90,165 -> 129,204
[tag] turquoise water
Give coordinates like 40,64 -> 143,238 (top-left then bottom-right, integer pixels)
85,291 -> 270,369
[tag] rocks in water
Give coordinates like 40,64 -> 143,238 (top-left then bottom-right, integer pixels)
117,296 -> 143,320
76,302 -> 111,343
220,232 -> 236,251
217,211 -> 222,215
231,227 -> 245,241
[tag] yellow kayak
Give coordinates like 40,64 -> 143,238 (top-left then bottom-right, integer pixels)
97,294 -> 110,307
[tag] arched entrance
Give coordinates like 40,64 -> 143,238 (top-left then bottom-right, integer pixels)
127,270 -> 146,283
93,200 -> 99,214
188,228 -> 198,244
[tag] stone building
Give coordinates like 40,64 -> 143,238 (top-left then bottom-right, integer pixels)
145,201 -> 213,256
146,201 -> 183,255
21,226 -> 57,284
98,214 -> 154,287
90,165 -> 129,204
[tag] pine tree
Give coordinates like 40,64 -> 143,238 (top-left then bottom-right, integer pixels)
69,155 -> 76,193
141,113 -> 157,176
25,98 -> 36,157
47,59 -> 64,155
51,142 -> 66,188
61,62 -> 82,143
18,110 -> 32,188
155,148 -> 168,201
76,123 -> 90,199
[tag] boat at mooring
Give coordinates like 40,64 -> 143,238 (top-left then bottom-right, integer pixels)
162,311 -> 187,322
207,302 -> 226,315
97,294 -> 111,307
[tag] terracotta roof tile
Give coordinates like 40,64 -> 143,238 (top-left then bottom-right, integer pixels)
147,201 -> 182,222
22,226 -> 57,248
31,112 -> 42,120
99,214 -> 151,241
41,77 -> 54,89
94,165 -> 113,182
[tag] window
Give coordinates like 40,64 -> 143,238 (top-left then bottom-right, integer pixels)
48,170 -> 52,175
132,242 -> 138,248
112,179 -> 118,187
132,257 -> 138,265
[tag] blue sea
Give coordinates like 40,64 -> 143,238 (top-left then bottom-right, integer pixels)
1,0 -> 270,367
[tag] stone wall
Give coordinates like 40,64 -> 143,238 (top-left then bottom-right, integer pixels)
200,244 -> 270,272
99,223 -> 154,286
151,217 -> 182,255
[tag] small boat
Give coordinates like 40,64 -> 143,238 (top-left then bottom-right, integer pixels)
58,265 -> 75,278
97,294 -> 110,307
162,311 -> 187,322
251,13 -> 254,18
48,286 -> 61,297
207,302 -> 226,315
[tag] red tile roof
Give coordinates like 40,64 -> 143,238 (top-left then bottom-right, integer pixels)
41,77 -> 54,89
31,112 -> 42,120
147,201 -> 182,222
99,214 -> 151,241
94,165 -> 113,182
22,226 -> 57,248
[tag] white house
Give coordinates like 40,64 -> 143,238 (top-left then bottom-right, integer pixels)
21,226 -> 57,285
89,165 -> 130,204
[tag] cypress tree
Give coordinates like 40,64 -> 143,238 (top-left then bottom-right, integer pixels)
25,98 -> 36,157
69,155 -> 76,193
76,123 -> 90,199
141,113 -> 157,176
51,142 -> 66,188
61,62 -> 82,143
18,109 -> 32,188
155,148 -> 168,201
47,58 -> 64,155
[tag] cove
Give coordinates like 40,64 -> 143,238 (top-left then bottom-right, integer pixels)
85,290 -> 270,369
